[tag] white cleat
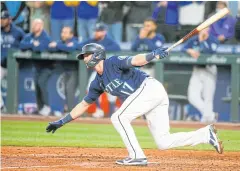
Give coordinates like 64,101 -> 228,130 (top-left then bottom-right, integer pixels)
208,124 -> 223,154
116,157 -> 148,166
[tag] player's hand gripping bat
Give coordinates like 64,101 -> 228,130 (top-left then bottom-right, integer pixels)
155,8 -> 230,59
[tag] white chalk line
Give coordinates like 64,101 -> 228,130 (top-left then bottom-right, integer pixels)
1,164 -> 80,170
1,162 -> 160,169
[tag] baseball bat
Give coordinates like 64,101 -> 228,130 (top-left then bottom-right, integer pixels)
156,7 -> 229,59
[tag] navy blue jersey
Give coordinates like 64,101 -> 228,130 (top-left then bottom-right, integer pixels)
182,35 -> 219,53
1,24 -> 25,63
131,33 -> 165,52
84,56 -> 149,103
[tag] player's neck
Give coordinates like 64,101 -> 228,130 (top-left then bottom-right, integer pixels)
94,60 -> 104,75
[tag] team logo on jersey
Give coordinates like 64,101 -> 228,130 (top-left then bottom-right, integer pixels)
211,43 -> 217,51
155,40 -> 162,47
118,56 -> 128,60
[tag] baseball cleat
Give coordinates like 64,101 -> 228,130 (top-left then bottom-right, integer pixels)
208,124 -> 223,154
116,157 -> 148,166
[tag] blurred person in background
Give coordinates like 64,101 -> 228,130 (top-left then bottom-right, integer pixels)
78,23 -> 121,51
209,1 -> 237,44
182,27 -> 219,123
152,1 -> 179,43
1,10 -> 25,111
26,1 -> 50,34
48,26 -> 78,115
125,2 -> 153,42
1,1 -> 30,32
20,19 -> 53,116
235,13 -> 240,43
204,1 -> 217,20
76,1 -> 99,42
131,18 -> 165,52
99,1 -> 124,43
178,1 -> 205,40
47,1 -> 75,41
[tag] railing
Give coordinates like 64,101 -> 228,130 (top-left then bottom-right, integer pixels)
7,50 -> 240,121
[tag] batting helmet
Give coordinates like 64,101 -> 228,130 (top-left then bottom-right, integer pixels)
77,43 -> 106,68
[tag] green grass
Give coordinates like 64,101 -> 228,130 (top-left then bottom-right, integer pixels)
1,120 -> 240,151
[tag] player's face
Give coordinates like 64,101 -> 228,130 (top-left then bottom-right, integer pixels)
144,21 -> 157,33
0,18 -> 10,28
83,54 -> 93,64
61,27 -> 73,41
94,30 -> 106,40
32,22 -> 42,33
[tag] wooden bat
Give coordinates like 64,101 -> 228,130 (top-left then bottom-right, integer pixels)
156,7 -> 229,59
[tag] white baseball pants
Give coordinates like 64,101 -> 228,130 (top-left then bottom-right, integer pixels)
188,65 -> 217,122
111,77 -> 210,159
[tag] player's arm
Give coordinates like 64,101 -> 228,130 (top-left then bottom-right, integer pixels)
130,47 -> 168,67
46,79 -> 103,133
45,100 -> 90,134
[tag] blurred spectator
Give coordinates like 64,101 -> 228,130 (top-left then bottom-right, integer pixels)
20,19 -> 50,52
77,1 -> 98,42
125,2 -> 153,42
1,11 -> 25,110
47,1 -> 75,41
78,23 -> 121,51
48,26 -> 78,52
235,14 -> 240,42
1,1 -> 30,32
26,1 -> 50,34
204,1 -> 217,19
99,2 -> 124,43
152,1 -> 179,42
209,1 -> 237,43
182,28 -> 219,123
178,1 -> 204,39
131,18 -> 165,51
20,19 -> 53,116
48,26 -> 78,114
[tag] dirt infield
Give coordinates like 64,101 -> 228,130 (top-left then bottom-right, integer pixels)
2,147 -> 240,171
1,115 -> 240,170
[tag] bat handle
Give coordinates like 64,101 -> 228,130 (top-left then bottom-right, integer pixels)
166,46 -> 173,52
166,39 -> 184,53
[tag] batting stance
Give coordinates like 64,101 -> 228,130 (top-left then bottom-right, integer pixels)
46,43 -> 223,166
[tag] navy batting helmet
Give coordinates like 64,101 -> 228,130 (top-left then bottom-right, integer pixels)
77,43 -> 106,68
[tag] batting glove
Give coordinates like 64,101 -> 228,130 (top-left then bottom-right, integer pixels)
153,47 -> 169,59
46,120 -> 63,133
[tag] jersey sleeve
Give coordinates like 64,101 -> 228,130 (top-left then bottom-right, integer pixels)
83,78 -> 103,104
111,56 -> 133,70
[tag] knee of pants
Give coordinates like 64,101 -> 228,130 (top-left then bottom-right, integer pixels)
155,133 -> 169,150
110,113 -> 119,126
111,112 -> 131,126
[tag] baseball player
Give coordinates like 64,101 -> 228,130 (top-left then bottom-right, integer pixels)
183,28 -> 219,123
46,43 -> 223,166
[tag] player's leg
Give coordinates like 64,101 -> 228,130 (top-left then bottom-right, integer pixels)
37,68 -> 52,116
111,78 -> 164,165
145,99 -> 223,153
188,67 -> 205,115
202,66 -> 217,122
